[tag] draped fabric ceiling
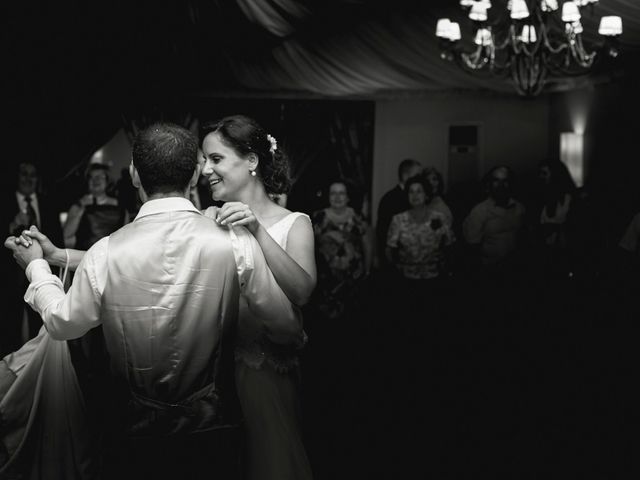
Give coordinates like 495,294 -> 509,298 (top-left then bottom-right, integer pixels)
3,0 -> 640,182
208,0 -> 640,97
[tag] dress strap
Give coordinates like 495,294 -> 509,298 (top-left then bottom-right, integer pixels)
267,212 -> 309,250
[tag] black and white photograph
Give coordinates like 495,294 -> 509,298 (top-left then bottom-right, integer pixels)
1,1 -> 637,478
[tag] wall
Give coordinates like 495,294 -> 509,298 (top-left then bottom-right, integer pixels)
371,91 -> 550,223
98,128 -> 132,176
548,53 -> 640,238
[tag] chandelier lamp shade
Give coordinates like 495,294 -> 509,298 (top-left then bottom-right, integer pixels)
435,0 -> 623,96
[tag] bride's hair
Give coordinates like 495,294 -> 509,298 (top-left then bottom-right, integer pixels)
200,115 -> 292,195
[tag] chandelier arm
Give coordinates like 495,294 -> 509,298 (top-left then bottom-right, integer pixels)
511,59 -> 527,96
518,41 -> 543,59
493,26 -> 514,51
574,35 -> 597,67
509,26 -> 524,55
533,59 -> 548,96
510,54 -> 548,98
540,23 -> 568,55
461,48 -> 489,71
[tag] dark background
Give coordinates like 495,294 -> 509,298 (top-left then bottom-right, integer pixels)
2,1 -> 637,478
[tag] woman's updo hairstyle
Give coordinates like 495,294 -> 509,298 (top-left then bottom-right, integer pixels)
200,115 -> 292,195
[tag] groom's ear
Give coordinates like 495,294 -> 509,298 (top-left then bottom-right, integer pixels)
189,163 -> 202,188
129,162 -> 141,189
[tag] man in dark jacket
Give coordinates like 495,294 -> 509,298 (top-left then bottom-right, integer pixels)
1,161 -> 63,355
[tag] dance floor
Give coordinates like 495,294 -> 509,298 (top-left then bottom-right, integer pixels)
301,272 -> 635,479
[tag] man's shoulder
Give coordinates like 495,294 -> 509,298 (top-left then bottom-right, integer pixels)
468,198 -> 492,215
383,185 -> 403,199
378,187 -> 404,216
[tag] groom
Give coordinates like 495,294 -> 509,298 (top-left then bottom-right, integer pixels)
5,123 -> 300,479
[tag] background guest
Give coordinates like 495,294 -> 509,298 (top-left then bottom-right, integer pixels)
424,166 -> 453,229
603,209 -> 640,303
1,161 -> 63,355
527,159 -> 577,286
385,173 -> 455,315
462,165 -> 526,278
375,158 -> 423,271
384,173 -> 455,433
312,179 -> 373,321
63,163 -> 125,250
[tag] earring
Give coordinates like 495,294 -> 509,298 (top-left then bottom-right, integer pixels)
250,169 -> 256,177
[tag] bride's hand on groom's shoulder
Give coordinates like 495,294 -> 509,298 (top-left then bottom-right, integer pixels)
215,202 -> 259,234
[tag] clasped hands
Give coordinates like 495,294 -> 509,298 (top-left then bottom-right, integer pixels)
4,225 -> 52,270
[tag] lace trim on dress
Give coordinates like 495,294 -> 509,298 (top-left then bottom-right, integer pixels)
235,332 -> 307,374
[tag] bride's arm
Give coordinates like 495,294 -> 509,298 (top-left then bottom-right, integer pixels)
251,217 -> 317,306
44,247 -> 86,271
208,205 -> 317,306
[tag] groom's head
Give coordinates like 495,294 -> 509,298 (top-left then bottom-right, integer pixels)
131,123 -> 198,196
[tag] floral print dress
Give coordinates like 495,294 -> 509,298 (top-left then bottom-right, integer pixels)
312,207 -> 368,319
387,210 -> 455,280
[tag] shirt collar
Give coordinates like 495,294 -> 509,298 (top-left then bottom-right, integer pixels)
134,197 -> 200,221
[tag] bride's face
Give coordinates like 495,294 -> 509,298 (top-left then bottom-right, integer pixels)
201,132 -> 253,201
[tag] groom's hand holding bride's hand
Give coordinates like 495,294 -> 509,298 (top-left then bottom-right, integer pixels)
20,226 -> 58,259
216,202 -> 259,235
4,232 -> 44,270
7,225 -> 61,266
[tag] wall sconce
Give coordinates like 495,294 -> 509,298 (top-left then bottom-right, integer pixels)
560,132 -> 584,187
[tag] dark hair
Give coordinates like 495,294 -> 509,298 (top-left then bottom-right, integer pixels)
85,163 -> 110,182
405,173 -> 434,200
200,115 -> 291,195
424,167 -> 445,196
538,158 -> 577,216
482,165 -> 515,195
398,158 -> 422,181
132,122 -> 198,196
539,159 -> 576,194
326,178 -> 351,197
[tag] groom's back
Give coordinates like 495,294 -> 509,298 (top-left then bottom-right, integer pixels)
100,210 -> 239,434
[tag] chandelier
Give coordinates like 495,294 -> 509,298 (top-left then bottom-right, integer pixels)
435,0 -> 623,96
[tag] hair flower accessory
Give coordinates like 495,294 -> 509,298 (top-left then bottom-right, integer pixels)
266,134 -> 278,154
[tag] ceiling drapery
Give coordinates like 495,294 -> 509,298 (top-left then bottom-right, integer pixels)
217,0 -> 640,97
235,0 -> 311,37
5,0 -> 640,183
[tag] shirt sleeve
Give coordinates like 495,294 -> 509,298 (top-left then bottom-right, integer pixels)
619,213 -> 640,253
228,226 -> 302,346
24,240 -> 106,341
441,216 -> 456,246
462,205 -> 485,245
386,214 -> 400,248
